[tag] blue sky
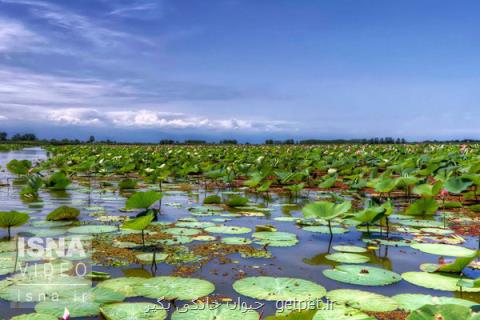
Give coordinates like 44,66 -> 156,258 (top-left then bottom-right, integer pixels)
0,0 -> 479,142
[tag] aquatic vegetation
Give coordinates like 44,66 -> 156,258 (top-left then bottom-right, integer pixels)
0,211 -> 30,239
43,171 -> 71,190
6,159 -> 31,175
302,200 -> 351,237
233,276 -> 326,301
3,144 -> 480,319
46,205 -> 80,221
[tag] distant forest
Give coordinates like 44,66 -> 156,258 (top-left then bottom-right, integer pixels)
1,131 -> 479,145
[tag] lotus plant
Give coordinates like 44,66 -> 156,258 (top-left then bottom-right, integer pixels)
302,200 -> 351,237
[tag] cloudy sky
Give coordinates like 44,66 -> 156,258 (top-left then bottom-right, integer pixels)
0,0 -> 479,142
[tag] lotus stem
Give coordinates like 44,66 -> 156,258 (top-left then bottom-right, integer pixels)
327,220 -> 333,237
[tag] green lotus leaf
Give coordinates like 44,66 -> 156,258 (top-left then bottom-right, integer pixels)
121,213 -> 154,231
392,293 -> 476,311
410,243 -> 476,257
11,313 -> 58,320
402,272 -> 480,292
420,254 -> 477,273
46,206 -> 80,221
405,198 -> 439,216
164,227 -> 201,236
444,177 -> 473,194
225,196 -> 249,207
35,301 -> 100,318
44,172 -> 71,190
0,211 -> 30,238
203,195 -> 222,204
221,237 -> 252,245
333,245 -> 367,253
172,304 -> 259,320
312,306 -> 374,320
136,252 -> 168,263
7,159 -> 32,175
325,253 -> 370,264
233,276 -> 326,301
97,277 -> 147,297
101,302 -> 167,320
205,225 -> 251,234
302,226 -> 348,234
302,201 -> 351,220
405,304 -> 473,320
412,182 -> 443,197
126,191 -> 163,209
252,231 -> 299,247
175,221 -> 215,229
118,178 -> 138,190
322,265 -> 401,286
0,275 -> 91,302
135,276 -> 215,300
326,289 -> 399,312
68,225 -> 117,234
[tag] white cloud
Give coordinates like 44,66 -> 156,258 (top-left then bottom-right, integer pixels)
1,0 -> 153,48
0,66 -> 293,133
42,107 -> 291,132
0,17 -> 44,52
0,115 -> 7,120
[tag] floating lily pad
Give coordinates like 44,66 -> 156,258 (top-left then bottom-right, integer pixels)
392,293 -> 476,311
135,276 -> 215,300
205,226 -> 252,234
325,253 -> 370,264
192,235 -> 216,241
136,253 -> 168,263
410,243 -> 476,257
327,289 -> 399,312
175,221 -> 215,229
164,227 -> 201,236
97,277 -> 146,297
11,313 -> 58,320
406,304 -> 473,320
312,306 -> 373,320
221,237 -> 252,245
323,265 -> 401,286
233,276 -> 326,301
303,226 -> 348,234
68,225 -> 117,234
100,302 -> 167,320
172,304 -> 259,320
333,245 -> 367,253
402,272 -> 480,292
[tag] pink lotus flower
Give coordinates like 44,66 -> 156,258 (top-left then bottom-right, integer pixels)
62,307 -> 70,320
460,144 -> 468,153
440,189 -> 449,198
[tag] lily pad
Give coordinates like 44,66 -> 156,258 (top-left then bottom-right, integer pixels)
392,293 -> 476,311
172,304 -> 259,320
100,302 -> 167,320
135,276 -> 215,300
205,226 -> 252,234
233,276 -> 326,301
97,277 -> 146,297
333,245 -> 367,253
325,253 -> 370,264
326,289 -> 399,312
303,226 -> 348,234
68,225 -> 117,234
323,265 -> 401,286
410,243 -> 476,257
402,272 -> 480,292
221,237 -> 252,245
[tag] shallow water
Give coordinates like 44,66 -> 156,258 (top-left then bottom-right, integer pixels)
0,147 -> 479,319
